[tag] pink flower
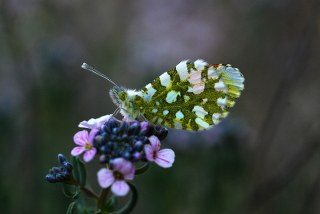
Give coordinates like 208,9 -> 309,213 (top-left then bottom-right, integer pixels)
71,130 -> 97,162
144,135 -> 175,168
97,158 -> 135,196
78,114 -> 112,130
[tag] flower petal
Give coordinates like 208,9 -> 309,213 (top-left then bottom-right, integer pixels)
111,180 -> 130,196
71,146 -> 86,156
144,144 -> 155,161
79,114 -> 112,129
112,158 -> 134,175
79,119 -> 96,129
154,149 -> 175,168
94,114 -> 112,127
97,168 -> 115,188
88,129 -> 99,143
123,166 -> 135,180
148,135 -> 161,150
83,147 -> 97,162
73,130 -> 89,146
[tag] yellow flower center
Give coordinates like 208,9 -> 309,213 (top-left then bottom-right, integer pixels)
85,142 -> 92,150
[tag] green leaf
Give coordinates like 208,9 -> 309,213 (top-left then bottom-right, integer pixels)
72,156 -> 87,186
134,163 -> 149,175
111,183 -> 138,214
66,201 -> 77,214
62,183 -> 80,199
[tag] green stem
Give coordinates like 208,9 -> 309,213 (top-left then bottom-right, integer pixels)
80,186 -> 99,200
66,176 -> 99,200
97,188 -> 110,212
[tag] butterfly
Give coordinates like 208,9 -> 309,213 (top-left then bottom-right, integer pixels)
82,59 -> 244,131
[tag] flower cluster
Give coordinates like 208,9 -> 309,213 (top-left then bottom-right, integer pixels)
94,118 -> 169,163
71,115 -> 175,196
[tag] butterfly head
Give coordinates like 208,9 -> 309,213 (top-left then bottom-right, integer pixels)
109,86 -> 127,107
109,86 -> 143,119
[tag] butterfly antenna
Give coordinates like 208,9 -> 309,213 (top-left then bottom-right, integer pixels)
81,63 -> 119,87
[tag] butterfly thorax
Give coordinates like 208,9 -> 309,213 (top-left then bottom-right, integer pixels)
109,86 -> 144,120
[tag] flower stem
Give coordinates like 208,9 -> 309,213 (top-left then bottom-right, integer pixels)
67,176 -> 99,200
80,186 -> 99,200
97,188 -> 110,212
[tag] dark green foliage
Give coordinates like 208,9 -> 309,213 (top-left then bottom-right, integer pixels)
72,157 -> 87,187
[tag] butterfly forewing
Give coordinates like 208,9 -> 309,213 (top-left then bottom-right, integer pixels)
133,59 -> 244,131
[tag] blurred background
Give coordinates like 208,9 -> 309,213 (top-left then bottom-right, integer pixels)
0,0 -> 319,213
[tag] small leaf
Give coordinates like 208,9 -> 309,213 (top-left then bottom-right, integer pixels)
72,156 -> 87,186
111,183 -> 138,214
62,183 -> 80,199
66,201 -> 77,214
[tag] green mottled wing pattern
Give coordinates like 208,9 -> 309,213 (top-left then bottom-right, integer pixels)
133,59 -> 244,131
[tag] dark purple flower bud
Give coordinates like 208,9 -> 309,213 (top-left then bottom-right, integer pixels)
99,154 -> 109,164
46,154 -> 73,183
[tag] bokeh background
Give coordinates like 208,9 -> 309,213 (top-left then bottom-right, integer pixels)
1,0 -> 320,213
